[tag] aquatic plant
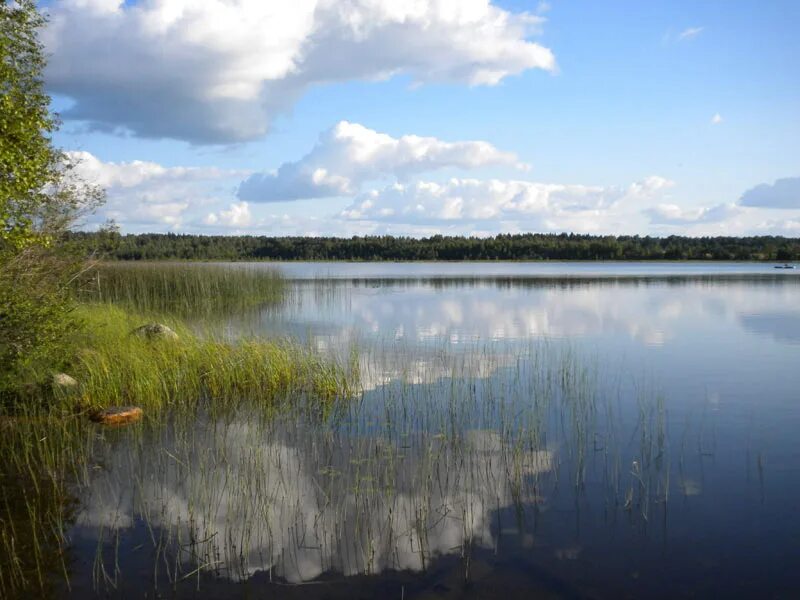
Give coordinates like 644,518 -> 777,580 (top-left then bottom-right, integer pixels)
58,304 -> 354,412
77,262 -> 285,318
71,340 -> 670,593
0,414 -> 92,598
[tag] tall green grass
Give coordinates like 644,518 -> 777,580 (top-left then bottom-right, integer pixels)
78,263 -> 285,317
57,304 -> 354,412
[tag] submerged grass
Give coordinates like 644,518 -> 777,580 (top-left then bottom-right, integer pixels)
0,293 -> 355,597
78,262 -> 285,317
56,304 -> 354,412
0,415 -> 90,599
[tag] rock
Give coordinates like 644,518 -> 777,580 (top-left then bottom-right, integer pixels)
52,373 -> 78,388
89,406 -> 143,425
132,323 -> 179,341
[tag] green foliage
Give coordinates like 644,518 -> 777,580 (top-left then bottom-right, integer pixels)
65,231 -> 800,262
0,248 -> 85,402
0,0 -> 59,251
0,1 -> 103,402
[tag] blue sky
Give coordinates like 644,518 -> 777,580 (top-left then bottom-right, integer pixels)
42,0 -> 800,236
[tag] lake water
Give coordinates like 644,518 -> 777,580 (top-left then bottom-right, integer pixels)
64,263 -> 800,598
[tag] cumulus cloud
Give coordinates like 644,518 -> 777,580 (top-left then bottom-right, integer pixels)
67,150 -> 243,229
341,176 -> 673,227
740,177 -> 800,209
645,202 -> 741,225
204,201 -> 252,227
238,121 -> 523,202
43,0 -> 555,144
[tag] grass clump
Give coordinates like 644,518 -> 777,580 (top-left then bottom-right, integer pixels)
55,304 -> 353,413
78,262 -> 285,318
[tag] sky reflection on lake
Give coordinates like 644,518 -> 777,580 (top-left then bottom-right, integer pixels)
66,264 -> 800,598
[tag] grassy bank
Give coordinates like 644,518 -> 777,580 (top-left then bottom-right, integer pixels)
78,262 -> 285,317
52,304 -> 353,412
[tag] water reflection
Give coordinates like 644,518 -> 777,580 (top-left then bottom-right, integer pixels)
234,277 -> 800,350
65,267 -> 800,598
75,417 -> 553,584
739,312 -> 800,344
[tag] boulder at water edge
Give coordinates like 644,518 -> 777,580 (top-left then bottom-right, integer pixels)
132,323 -> 179,341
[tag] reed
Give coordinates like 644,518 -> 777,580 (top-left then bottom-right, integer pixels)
0,413 -> 91,599
78,262 -> 285,317
74,340 -> 670,592
55,304 -> 354,412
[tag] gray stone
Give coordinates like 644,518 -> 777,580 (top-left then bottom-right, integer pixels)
52,372 -> 78,388
132,323 -> 179,341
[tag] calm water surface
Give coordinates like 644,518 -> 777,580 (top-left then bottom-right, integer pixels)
66,263 -> 800,598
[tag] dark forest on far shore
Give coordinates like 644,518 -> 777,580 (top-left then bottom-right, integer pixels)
67,231 -> 800,262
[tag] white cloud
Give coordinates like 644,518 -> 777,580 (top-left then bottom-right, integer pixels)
68,150 -> 234,188
645,202 -> 741,225
341,175 -> 673,229
238,121 -> 523,202
67,150 -> 243,229
43,0 -> 555,144
711,113 -> 723,125
204,201 -> 252,227
678,26 -> 704,41
740,176 -> 800,209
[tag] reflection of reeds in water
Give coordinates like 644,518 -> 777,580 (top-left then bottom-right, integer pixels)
73,341 -> 670,591
0,414 -> 91,598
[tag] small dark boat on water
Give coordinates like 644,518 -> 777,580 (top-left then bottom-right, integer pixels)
774,264 -> 796,269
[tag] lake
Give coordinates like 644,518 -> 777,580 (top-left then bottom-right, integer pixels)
62,263 -> 800,598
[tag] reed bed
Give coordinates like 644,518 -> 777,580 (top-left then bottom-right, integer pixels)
0,333 -> 676,597
70,341 -> 671,593
0,414 -> 93,599
57,304 -> 354,412
78,262 -> 285,317
0,295 -> 355,597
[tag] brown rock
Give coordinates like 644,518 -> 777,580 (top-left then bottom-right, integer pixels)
89,406 -> 143,425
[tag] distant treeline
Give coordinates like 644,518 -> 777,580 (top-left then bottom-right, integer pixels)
66,232 -> 800,262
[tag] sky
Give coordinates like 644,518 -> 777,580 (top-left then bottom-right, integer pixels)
39,0 -> 800,237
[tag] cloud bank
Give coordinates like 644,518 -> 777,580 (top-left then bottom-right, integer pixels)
67,150 -> 244,229
341,176 -> 673,226
43,0 -> 555,144
238,121 -> 523,202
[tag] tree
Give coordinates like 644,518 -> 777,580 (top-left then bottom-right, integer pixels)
0,0 -> 103,400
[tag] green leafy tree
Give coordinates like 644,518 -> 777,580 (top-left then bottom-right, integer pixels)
0,0 -> 103,401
